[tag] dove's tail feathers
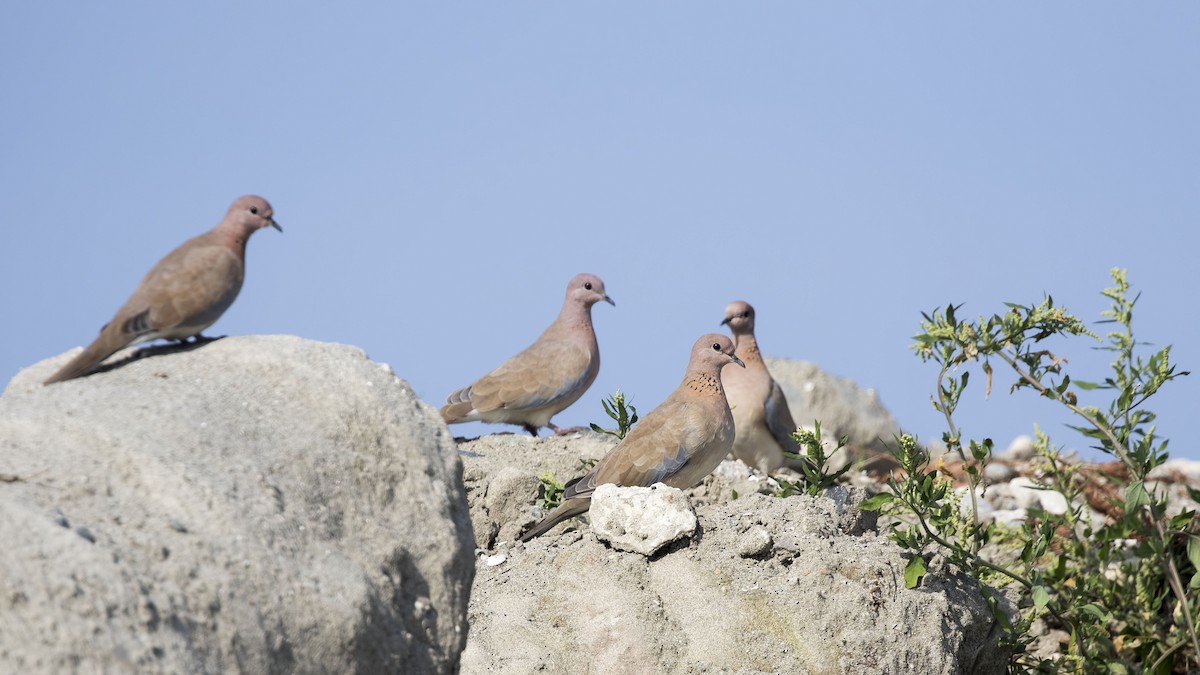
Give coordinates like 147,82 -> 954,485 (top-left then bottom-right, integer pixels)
441,386 -> 478,424
519,497 -> 591,542
43,329 -> 132,385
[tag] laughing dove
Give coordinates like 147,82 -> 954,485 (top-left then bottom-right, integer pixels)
520,334 -> 744,541
720,300 -> 802,473
440,273 -> 614,436
43,195 -> 281,385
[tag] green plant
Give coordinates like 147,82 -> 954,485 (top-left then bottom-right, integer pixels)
777,421 -> 852,497
863,269 -> 1194,673
589,389 -> 639,439
536,459 -> 597,512
536,471 -> 565,512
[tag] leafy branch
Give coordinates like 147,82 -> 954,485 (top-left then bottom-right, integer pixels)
873,269 -> 1194,672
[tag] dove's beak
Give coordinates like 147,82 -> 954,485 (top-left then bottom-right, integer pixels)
603,295 -> 615,307
269,219 -> 283,232
728,354 -> 745,368
720,316 -> 732,326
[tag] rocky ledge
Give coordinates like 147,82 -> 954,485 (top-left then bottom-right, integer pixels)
459,433 -> 1009,675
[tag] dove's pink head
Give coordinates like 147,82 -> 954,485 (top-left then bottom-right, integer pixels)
223,195 -> 282,235
214,195 -> 281,254
566,273 -> 615,309
691,333 -> 745,374
720,300 -> 756,336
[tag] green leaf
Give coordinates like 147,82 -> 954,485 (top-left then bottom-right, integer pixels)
1055,375 -> 1071,395
1032,585 -> 1050,610
1126,480 -> 1149,510
983,591 -> 1014,632
904,555 -> 927,589
968,438 -> 993,462
859,493 -> 895,511
1186,485 -> 1200,505
1188,535 -> 1200,574
1169,510 -> 1194,531
1081,603 -> 1111,623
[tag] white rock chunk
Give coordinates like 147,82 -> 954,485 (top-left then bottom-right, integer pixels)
1009,476 -> 1069,515
589,483 -> 697,556
999,435 -> 1037,461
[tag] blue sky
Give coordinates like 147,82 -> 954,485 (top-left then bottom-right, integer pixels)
3,4 -> 1197,461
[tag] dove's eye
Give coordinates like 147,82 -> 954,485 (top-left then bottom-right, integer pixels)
250,207 -> 259,215
712,343 -> 721,351
741,311 -> 750,317
584,282 -> 593,290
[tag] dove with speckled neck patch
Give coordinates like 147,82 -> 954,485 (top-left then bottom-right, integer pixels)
44,196 -> 281,385
520,334 -> 744,541
441,273 -> 614,436
719,300 -> 803,473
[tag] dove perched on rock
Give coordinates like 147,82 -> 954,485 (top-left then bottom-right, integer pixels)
520,334 -> 744,541
720,300 -> 803,474
440,273 -> 614,436
44,195 -> 282,385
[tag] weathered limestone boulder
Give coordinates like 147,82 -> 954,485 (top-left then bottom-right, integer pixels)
766,357 -> 903,467
459,433 -> 1008,674
0,336 -> 474,674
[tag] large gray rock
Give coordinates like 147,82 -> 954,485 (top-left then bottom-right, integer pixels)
459,434 -> 1008,674
0,336 -> 474,674
766,357 -> 903,465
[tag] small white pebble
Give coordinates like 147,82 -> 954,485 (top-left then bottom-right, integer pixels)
484,554 -> 506,567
